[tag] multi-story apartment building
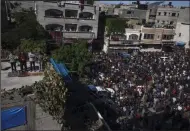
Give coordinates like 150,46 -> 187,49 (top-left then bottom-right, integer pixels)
146,2 -> 163,24
174,7 -> 190,48
146,2 -> 180,28
155,6 -> 180,28
35,1 -> 99,43
119,8 -> 147,24
141,25 -> 175,47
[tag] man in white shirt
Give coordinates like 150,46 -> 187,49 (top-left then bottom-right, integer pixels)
28,51 -> 36,72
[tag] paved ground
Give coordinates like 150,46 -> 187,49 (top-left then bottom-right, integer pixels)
1,62 -> 43,90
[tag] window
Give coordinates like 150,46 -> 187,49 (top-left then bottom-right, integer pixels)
144,34 -> 154,39
158,35 -> 160,39
168,12 -> 170,16
127,11 -> 132,14
177,13 -> 179,17
170,21 -> 174,25
179,33 -> 181,37
162,21 -> 165,24
162,35 -> 174,40
164,12 -> 167,16
172,13 -> 176,16
157,20 -> 160,23
150,9 -> 152,12
158,12 -> 161,16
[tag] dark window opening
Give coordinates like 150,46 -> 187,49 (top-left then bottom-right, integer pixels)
45,24 -> 63,31
45,9 -> 63,18
162,35 -> 174,40
179,33 -> 181,37
170,21 -> 174,25
65,24 -> 77,32
128,34 -> 138,40
127,11 -> 132,14
172,13 -> 176,16
65,10 -> 78,18
79,12 -> 94,19
144,34 -> 154,39
164,12 -> 167,16
158,12 -> 161,16
78,26 -> 93,32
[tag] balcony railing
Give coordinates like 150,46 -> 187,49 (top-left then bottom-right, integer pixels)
63,32 -> 95,39
106,39 -> 140,45
44,15 -> 64,18
64,16 -> 78,19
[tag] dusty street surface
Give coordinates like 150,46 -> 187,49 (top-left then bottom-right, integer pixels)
1,62 -> 43,90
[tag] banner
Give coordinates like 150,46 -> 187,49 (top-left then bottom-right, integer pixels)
1,107 -> 27,130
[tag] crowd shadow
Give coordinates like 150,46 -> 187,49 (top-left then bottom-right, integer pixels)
62,79 -> 122,131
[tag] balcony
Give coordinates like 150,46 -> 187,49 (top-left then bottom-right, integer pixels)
63,32 -> 95,39
65,9 -> 78,19
45,9 -> 63,18
105,38 -> 140,45
63,3 -> 96,12
65,24 -> 77,32
78,25 -> 93,32
79,12 -> 94,20
45,24 -> 63,31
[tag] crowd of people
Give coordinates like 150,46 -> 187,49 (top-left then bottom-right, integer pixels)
8,51 -> 44,72
91,47 -> 190,130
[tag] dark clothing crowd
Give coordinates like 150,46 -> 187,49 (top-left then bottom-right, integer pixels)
91,47 -> 190,130
8,51 -> 44,73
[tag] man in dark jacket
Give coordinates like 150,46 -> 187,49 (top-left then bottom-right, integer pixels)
19,52 -> 27,72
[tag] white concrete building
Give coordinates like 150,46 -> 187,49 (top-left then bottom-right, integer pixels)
174,23 -> 190,48
125,28 -> 141,41
103,28 -> 141,53
174,7 -> 190,48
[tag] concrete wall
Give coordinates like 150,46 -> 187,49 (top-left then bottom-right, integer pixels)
36,1 -> 99,39
174,22 -> 190,48
119,8 -> 147,21
178,7 -> 190,24
146,7 -> 158,23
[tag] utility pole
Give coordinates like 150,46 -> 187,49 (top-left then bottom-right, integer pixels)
161,28 -> 164,51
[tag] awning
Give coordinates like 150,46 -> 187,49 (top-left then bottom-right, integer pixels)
176,41 -> 186,46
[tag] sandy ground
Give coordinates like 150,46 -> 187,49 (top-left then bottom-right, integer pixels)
1,62 -> 43,91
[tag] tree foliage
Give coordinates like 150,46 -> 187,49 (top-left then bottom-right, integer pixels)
2,9 -> 50,51
106,18 -> 126,35
19,39 -> 46,53
52,41 -> 92,77
32,63 -> 68,124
